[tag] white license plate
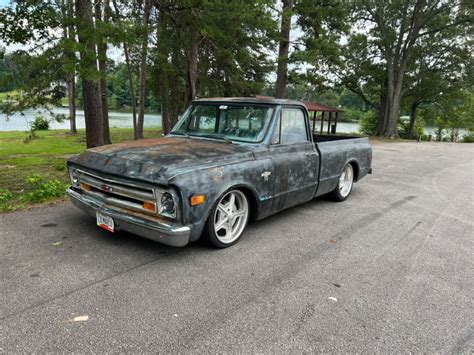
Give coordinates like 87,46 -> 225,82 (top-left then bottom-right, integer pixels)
96,212 -> 114,232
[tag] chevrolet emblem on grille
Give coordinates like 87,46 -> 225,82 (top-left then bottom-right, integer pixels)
101,184 -> 112,193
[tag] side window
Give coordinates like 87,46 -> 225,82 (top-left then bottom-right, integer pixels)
280,108 -> 308,144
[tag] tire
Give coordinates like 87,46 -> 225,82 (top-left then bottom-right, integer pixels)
204,189 -> 250,248
330,163 -> 354,202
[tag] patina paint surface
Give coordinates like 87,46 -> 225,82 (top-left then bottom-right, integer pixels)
69,137 -> 257,184
67,98 -> 372,245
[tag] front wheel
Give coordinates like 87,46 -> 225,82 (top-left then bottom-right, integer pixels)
330,163 -> 354,202
204,189 -> 249,248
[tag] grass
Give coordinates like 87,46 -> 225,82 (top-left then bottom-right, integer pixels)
0,90 -> 21,101
0,128 -> 162,212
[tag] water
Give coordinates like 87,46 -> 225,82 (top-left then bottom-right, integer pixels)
0,107 -> 162,131
1,107 -> 362,133
0,108 -> 461,137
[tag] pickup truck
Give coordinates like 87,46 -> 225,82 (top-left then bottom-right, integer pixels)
67,97 -> 372,248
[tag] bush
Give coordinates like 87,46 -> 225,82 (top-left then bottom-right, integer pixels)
399,117 -> 425,139
359,110 -> 378,135
31,115 -> 50,130
20,174 -> 68,203
52,158 -> 66,171
462,131 -> 474,143
0,188 -> 13,212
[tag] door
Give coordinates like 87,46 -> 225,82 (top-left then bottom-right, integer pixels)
269,107 -> 319,212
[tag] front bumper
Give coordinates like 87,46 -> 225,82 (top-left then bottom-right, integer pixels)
67,188 -> 191,247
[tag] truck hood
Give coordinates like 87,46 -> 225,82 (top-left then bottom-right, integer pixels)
68,137 -> 256,184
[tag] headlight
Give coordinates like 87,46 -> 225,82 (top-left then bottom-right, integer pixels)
159,192 -> 176,218
69,168 -> 79,187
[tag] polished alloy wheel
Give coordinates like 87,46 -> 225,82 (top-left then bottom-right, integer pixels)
213,190 -> 249,244
338,164 -> 354,198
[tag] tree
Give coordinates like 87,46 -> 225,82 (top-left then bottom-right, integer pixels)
427,89 -> 474,142
95,0 -> 111,144
61,0 -> 77,134
136,0 -> 153,140
151,0 -> 276,134
275,0 -> 293,98
0,1 -> 66,115
75,0 -> 104,147
0,0 -> 113,146
349,0 -> 471,137
402,29 -> 472,139
284,0 -> 350,106
110,0 -> 139,137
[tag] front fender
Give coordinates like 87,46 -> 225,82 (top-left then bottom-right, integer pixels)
170,159 -> 274,241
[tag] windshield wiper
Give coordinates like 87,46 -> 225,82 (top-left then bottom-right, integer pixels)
169,131 -> 190,138
192,133 -> 233,143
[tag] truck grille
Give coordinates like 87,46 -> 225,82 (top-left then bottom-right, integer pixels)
77,169 -> 157,214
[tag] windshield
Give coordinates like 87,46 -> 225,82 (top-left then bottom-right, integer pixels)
171,103 -> 275,143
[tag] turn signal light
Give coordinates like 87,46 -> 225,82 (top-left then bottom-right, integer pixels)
190,194 -> 206,206
143,201 -> 157,212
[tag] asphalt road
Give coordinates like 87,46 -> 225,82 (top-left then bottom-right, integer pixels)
1,141 -> 473,352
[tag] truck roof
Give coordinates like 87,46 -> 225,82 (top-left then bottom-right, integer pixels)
193,96 -> 306,108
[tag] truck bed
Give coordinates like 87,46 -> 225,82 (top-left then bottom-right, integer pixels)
313,134 -> 372,197
313,134 -> 362,142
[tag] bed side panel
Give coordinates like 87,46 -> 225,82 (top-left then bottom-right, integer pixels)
315,137 -> 372,197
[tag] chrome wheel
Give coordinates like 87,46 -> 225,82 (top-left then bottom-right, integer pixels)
338,164 -> 354,198
213,190 -> 249,244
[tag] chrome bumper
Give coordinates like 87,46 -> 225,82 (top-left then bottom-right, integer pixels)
67,188 -> 190,247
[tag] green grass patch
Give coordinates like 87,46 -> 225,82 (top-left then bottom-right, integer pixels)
0,128 -> 162,211
0,90 -> 21,101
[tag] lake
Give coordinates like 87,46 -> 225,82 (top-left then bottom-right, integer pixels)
0,106 -> 450,137
0,107 -> 162,131
0,107 -> 362,133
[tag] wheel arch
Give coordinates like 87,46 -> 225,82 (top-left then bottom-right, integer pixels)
346,159 -> 360,181
205,183 -> 260,224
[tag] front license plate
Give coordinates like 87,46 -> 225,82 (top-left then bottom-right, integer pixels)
96,212 -> 114,232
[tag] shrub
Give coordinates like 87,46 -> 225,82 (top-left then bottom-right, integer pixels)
31,115 -> 50,130
462,131 -> 474,143
20,174 -> 68,203
399,117 -> 425,139
359,110 -> 378,135
52,158 -> 66,171
0,189 -> 14,212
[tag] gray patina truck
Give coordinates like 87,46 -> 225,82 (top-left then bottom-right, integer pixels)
67,97 -> 372,248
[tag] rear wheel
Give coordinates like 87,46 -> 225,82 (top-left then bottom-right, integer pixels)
204,189 -> 249,248
330,163 -> 354,201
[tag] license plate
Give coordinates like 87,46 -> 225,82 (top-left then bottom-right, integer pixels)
96,212 -> 114,232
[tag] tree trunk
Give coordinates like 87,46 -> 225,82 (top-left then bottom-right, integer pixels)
161,102 -> 171,135
384,93 -> 401,138
376,84 -> 387,135
275,0 -> 293,99
136,0 -> 153,140
67,75 -> 76,134
184,38 -> 198,109
407,101 -> 418,139
379,66 -> 403,138
95,0 -> 111,144
124,45 -> 138,136
169,50 -> 180,130
76,0 -> 104,148
111,0 -> 137,137
62,0 -> 77,134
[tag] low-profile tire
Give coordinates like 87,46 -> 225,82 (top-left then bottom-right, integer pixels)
204,189 -> 250,248
330,163 -> 354,202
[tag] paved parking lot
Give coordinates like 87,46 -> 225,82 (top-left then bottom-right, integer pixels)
1,141 -> 473,352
